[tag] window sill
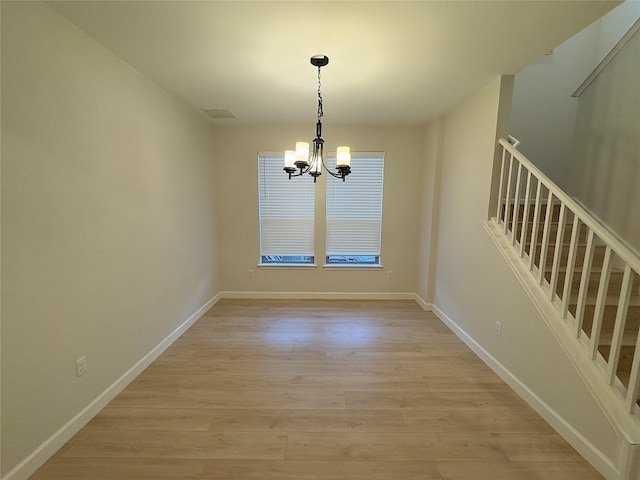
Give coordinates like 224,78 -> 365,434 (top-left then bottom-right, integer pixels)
258,263 -> 317,269
323,264 -> 383,269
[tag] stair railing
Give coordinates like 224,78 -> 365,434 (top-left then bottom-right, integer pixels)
494,137 -> 640,418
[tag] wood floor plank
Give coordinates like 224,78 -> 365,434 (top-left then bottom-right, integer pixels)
201,460 -> 442,479
421,375 -> 513,393
30,458 -> 206,480
206,409 -> 407,433
128,372 -> 271,391
268,374 -> 430,392
490,432 -> 588,462
110,387 -> 347,409
143,358 -> 364,376
344,390 -> 522,410
360,360 -> 495,377
86,406 -> 215,431
28,300 -> 603,480
63,430 -> 287,460
285,432 -> 508,462
402,408 -> 555,433
436,460 -> 604,480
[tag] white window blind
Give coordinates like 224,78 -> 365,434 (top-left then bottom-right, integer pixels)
326,152 -> 384,259
258,152 -> 315,261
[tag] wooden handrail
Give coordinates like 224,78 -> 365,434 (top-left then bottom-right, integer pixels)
498,138 -> 640,275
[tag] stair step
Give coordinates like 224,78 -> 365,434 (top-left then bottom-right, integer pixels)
560,267 -> 635,281
504,201 -> 562,221
598,329 -> 638,347
538,244 -> 607,269
518,220 -> 589,245
576,305 -> 640,332
561,271 -> 640,300
573,295 -> 640,308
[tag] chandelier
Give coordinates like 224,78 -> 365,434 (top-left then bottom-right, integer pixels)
284,55 -> 351,182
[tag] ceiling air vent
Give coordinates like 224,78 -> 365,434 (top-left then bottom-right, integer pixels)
203,108 -> 236,119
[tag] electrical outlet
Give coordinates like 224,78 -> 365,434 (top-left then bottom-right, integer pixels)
75,356 -> 87,377
387,270 -> 393,279
248,269 -> 254,278
494,321 -> 502,337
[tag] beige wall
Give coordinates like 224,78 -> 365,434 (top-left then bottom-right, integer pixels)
427,76 -> 620,464
1,2 -> 219,474
569,24 -> 640,254
212,125 -> 425,295
510,28 -> 599,189
510,1 -> 640,196
416,117 -> 444,303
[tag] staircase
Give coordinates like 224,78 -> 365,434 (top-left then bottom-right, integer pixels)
509,199 -> 640,400
490,138 -> 640,461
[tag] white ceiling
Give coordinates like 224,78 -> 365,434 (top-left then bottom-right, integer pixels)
49,1 -> 619,126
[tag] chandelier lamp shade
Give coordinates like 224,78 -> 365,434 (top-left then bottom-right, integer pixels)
284,55 -> 351,182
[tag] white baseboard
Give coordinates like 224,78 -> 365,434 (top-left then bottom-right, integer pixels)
2,293 -> 221,480
413,294 -> 433,311
218,291 -> 417,300
430,303 -> 621,480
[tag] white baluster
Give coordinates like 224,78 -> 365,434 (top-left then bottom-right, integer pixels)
538,192 -> 555,285
519,170 -> 533,258
503,153 -> 515,236
528,180 -> 543,272
590,246 -> 613,360
561,216 -> 581,319
496,146 -> 507,223
607,265 -> 633,384
625,329 -> 640,413
575,229 -> 595,338
549,204 -> 567,301
511,162 -> 524,246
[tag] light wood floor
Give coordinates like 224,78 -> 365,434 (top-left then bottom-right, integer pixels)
31,299 -> 604,479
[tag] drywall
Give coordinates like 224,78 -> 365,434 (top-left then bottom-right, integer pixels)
568,22 -> 640,254
212,125 -> 425,295
428,76 -> 620,464
509,17 -> 601,189
594,0 -> 640,61
1,2 -> 219,475
416,117 -> 444,303
510,0 -> 640,194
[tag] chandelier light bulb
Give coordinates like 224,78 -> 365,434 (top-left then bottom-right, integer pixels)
284,150 -> 296,169
295,141 -> 310,165
336,146 -> 351,167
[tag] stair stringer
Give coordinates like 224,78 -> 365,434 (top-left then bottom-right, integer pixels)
485,219 -> 640,479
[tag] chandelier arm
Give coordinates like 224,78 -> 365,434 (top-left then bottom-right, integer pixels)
323,164 -> 349,180
286,168 -> 307,179
319,152 -> 338,179
285,153 -> 316,178
299,161 -> 314,176
319,150 -> 348,181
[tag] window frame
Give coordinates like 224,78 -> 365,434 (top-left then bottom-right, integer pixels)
257,151 -> 316,267
324,151 -> 385,267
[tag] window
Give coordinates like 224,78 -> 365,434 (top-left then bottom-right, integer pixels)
325,152 -> 384,266
257,152 -> 315,265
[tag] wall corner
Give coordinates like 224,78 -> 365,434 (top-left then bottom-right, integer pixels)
487,75 -> 515,219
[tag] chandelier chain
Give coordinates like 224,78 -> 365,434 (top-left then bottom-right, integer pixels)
317,66 -> 323,122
